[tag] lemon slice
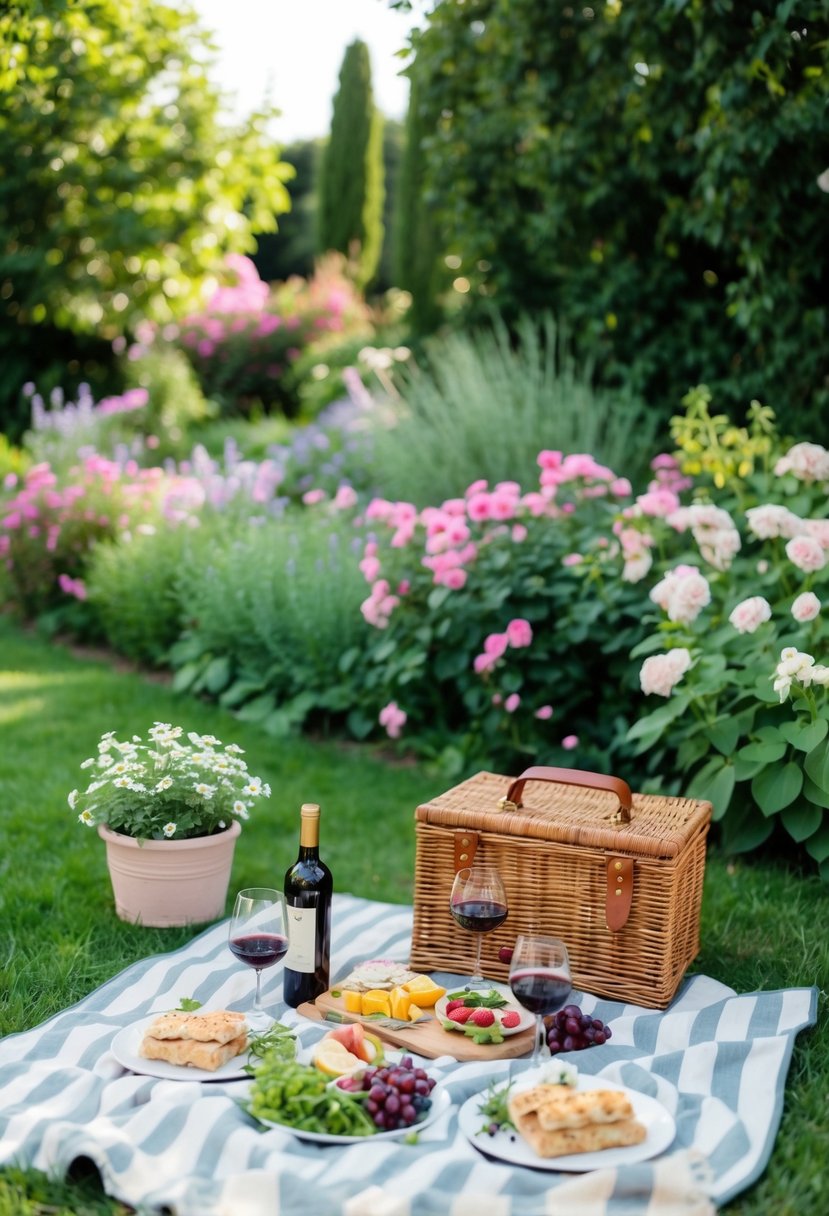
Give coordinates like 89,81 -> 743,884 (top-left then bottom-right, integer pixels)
312,1039 -> 365,1078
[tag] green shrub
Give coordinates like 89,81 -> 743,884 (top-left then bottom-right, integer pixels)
369,314 -> 658,506
169,511 -> 368,735
86,524 -> 210,665
122,345 -> 213,458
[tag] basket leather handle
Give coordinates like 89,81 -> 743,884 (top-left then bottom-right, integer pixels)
501,765 -> 633,825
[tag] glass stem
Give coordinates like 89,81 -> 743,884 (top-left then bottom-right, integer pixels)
473,933 -> 483,983
254,968 -> 264,1013
532,1014 -> 543,1065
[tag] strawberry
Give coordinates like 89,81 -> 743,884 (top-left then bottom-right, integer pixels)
469,1007 -> 495,1027
447,1006 -> 474,1024
444,999 -> 466,1014
500,1011 -> 521,1029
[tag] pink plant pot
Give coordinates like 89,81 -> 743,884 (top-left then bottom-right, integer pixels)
97,820 -> 241,927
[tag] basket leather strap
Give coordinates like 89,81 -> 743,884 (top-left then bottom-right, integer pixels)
501,765 -> 633,825
454,831 -> 478,871
606,856 -> 634,931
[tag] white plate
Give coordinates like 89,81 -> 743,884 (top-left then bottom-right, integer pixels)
434,982 -> 535,1038
257,1084 -> 452,1144
458,1073 -> 676,1172
111,1014 -> 252,1081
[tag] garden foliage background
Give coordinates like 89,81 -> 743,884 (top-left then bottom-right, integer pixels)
1,0 -> 829,883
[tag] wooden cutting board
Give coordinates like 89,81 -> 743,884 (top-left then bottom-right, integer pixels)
297,988 -> 536,1062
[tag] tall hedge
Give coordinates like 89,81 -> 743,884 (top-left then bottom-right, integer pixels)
317,40 -> 385,290
405,0 -> 829,434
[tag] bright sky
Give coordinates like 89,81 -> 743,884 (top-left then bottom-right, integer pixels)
184,0 -> 418,143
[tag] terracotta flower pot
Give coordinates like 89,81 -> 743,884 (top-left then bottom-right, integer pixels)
97,820 -> 241,927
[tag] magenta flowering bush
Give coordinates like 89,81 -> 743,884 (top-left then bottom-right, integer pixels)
340,449 -> 652,777
0,456 -> 163,621
138,254 -> 370,418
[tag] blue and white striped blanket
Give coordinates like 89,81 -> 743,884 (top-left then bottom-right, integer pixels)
0,894 -> 816,1216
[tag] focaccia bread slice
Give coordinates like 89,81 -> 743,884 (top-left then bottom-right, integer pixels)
144,1009 -> 247,1045
140,1032 -> 248,1071
513,1111 -> 647,1158
536,1088 -> 634,1130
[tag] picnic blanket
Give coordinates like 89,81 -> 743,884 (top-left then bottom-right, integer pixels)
0,894 -> 816,1216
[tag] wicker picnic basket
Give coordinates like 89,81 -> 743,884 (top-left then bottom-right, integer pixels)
411,765 -> 712,1009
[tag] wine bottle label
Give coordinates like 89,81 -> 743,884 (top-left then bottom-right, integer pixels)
284,903 -> 316,973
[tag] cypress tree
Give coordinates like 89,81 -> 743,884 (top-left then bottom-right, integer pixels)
392,69 -> 444,333
317,39 -> 385,290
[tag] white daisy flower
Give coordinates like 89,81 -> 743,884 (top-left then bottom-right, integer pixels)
78,809 -> 95,826
163,823 -> 177,837
111,762 -> 130,774
80,758 -> 95,769
233,800 -> 246,815
194,783 -> 215,797
262,783 -> 272,799
225,744 -> 244,754
155,776 -> 174,792
98,754 -> 114,767
68,789 -> 79,809
244,777 -> 262,795
114,776 -> 131,788
201,734 -> 220,746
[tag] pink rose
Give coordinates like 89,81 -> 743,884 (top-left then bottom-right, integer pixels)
728,596 -> 772,635
792,592 -> 821,623
534,705 -> 553,720
506,619 -> 533,648
786,535 -> 826,574
561,735 -> 579,750
504,693 -> 521,713
639,649 -> 693,697
379,701 -> 407,739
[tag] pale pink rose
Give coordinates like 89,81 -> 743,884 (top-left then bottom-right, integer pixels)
774,442 -> 829,482
562,553 -> 583,567
534,705 -> 553,720
623,552 -> 653,583
333,484 -> 358,510
465,479 -> 488,497
728,596 -> 772,634
302,488 -> 326,506
610,477 -> 632,498
636,488 -> 680,517
511,524 -> 528,542
561,735 -> 579,750
745,504 -> 804,540
792,592 -> 821,623
466,493 -> 492,522
639,648 -> 693,697
785,535 -> 826,574
484,632 -> 509,658
489,490 -> 519,520
397,580 -> 410,596
504,693 -> 521,713
474,652 -> 497,674
537,450 -> 563,471
365,497 -> 395,522
804,519 -> 829,550
390,523 -> 416,548
506,618 -> 533,648
379,701 -> 407,739
649,566 -> 711,623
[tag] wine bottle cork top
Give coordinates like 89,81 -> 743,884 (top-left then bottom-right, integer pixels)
300,803 -> 320,817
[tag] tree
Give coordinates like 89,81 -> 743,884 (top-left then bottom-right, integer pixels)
316,39 -> 385,290
253,139 -> 323,283
0,0 -> 293,432
403,0 -> 829,433
392,67 -> 446,332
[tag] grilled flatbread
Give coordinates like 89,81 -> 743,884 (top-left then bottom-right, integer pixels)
144,1010 -> 247,1045
509,1085 -> 646,1158
140,1032 -> 248,1071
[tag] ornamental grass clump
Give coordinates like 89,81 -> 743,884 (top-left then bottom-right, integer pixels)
69,722 -> 271,841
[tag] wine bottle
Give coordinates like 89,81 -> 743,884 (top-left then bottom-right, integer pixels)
282,802 -> 333,1008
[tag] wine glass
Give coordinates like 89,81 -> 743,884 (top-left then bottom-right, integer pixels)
449,863 -> 508,988
508,933 -> 572,1066
228,887 -> 288,1030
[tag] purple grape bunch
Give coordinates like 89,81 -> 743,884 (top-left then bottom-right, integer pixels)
546,1004 -> 613,1054
335,1055 -> 437,1131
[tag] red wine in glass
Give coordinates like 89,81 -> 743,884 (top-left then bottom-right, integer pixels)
228,888 -> 288,1029
449,865 -> 508,986
509,934 -> 572,1064
228,933 -> 288,969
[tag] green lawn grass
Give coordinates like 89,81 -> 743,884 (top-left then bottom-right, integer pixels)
0,618 -> 826,1215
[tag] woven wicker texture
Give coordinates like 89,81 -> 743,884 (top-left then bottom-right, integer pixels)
411,769 -> 711,1009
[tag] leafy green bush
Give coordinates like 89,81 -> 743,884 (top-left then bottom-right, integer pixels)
122,345 -> 213,458
169,512 -> 368,736
86,524 -> 211,666
406,0 -> 829,434
369,314 -> 657,505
